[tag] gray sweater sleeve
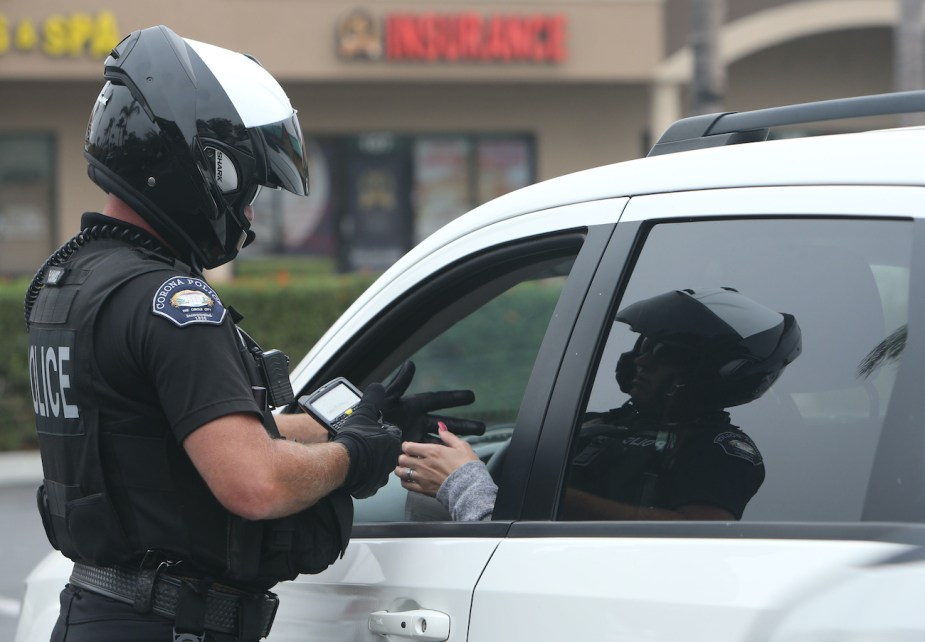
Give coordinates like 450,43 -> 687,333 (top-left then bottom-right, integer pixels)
436,460 -> 499,522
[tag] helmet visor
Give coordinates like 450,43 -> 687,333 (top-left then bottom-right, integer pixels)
257,112 -> 309,196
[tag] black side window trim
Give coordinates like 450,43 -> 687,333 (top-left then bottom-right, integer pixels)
351,521 -> 514,539
506,520 -> 925,546
492,224 -> 618,519
519,220 -> 645,519
350,520 -> 925,546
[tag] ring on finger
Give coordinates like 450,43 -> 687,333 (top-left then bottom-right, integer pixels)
405,467 -> 414,483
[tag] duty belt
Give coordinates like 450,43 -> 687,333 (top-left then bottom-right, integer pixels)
69,562 -> 278,638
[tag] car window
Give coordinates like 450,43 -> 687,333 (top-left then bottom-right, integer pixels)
351,239 -> 582,522
559,217 -> 913,522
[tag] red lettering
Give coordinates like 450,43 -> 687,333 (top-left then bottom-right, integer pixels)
528,16 -> 545,62
439,16 -> 459,62
483,16 -> 506,61
385,15 -> 399,59
546,14 -> 567,63
528,17 -> 544,61
387,15 -> 424,60
383,12 -> 567,63
501,17 -> 524,60
417,14 -> 435,62
458,13 -> 482,59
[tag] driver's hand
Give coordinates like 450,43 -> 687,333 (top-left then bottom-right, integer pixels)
382,361 -> 486,442
395,422 -> 479,496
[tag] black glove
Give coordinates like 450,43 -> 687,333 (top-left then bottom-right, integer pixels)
381,361 -> 486,443
331,383 -> 402,499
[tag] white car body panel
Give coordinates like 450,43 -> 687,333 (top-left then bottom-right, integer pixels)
268,538 -> 502,641
13,552 -> 71,642
753,552 -> 925,641
621,185 -> 925,221
468,538 -> 908,642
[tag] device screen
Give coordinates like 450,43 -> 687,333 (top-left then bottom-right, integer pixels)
313,382 -> 361,422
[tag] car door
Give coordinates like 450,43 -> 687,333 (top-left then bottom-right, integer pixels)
268,201 -> 624,642
469,185 -> 925,641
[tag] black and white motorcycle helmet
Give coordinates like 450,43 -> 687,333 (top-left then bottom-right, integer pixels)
614,287 -> 802,409
84,25 -> 309,268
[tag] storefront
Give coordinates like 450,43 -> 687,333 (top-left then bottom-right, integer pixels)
0,0 -> 901,275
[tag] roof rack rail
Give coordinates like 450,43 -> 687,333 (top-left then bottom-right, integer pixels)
647,90 -> 925,157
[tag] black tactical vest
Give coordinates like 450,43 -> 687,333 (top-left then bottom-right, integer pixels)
27,238 -> 351,590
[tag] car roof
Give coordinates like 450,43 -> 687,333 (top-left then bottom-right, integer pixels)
470,125 -> 925,222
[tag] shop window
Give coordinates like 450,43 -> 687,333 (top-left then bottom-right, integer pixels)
245,133 -> 534,272
414,136 -> 533,244
0,135 -> 54,275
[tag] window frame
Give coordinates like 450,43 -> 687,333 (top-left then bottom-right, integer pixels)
288,224 -> 616,535
521,188 -> 925,538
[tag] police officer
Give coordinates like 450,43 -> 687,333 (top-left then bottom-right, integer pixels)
24,25 -> 401,641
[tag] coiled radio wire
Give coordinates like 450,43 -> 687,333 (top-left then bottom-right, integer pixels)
23,223 -> 165,327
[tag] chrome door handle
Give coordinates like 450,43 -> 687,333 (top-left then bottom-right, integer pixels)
368,609 -> 450,641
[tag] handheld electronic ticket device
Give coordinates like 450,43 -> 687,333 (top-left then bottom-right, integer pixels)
298,377 -> 364,435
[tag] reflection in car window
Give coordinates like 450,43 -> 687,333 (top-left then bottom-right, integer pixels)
561,218 -> 913,523
354,251 -> 579,522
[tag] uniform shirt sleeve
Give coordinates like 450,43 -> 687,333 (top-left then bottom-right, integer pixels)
95,268 -> 262,444
664,429 -> 766,519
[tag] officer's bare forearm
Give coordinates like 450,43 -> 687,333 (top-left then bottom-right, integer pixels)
275,412 -> 330,444
184,413 -> 349,520
252,437 -> 350,519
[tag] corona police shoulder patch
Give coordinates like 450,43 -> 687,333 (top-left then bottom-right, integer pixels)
151,277 -> 226,327
713,431 -> 763,466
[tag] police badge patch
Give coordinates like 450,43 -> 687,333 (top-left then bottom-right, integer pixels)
713,431 -> 763,466
151,277 -> 226,327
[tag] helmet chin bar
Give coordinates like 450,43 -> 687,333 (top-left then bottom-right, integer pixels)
204,218 -> 248,267
229,196 -> 254,253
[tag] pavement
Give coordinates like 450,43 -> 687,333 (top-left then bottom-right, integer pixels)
0,450 -> 42,486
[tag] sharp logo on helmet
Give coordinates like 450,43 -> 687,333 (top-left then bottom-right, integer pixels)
209,148 -> 238,192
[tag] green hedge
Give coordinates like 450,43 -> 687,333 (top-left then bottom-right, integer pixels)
0,278 -> 32,450
219,273 -> 377,367
0,271 -> 377,452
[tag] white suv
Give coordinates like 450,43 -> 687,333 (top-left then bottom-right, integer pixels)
17,92 -> 925,642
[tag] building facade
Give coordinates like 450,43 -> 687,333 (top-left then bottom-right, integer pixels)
0,0 -> 903,274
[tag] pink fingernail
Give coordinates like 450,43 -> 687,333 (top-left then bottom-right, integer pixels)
438,421 -> 447,432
